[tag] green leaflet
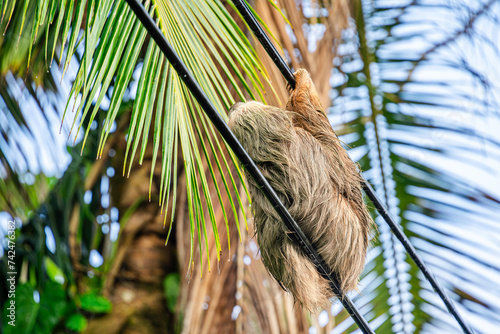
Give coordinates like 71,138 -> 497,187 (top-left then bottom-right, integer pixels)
6,0 -> 275,271
98,3 -> 151,158
79,4 -> 137,152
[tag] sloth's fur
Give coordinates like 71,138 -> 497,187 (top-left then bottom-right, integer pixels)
228,69 -> 373,311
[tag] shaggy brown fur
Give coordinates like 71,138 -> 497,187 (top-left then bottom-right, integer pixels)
228,69 -> 373,311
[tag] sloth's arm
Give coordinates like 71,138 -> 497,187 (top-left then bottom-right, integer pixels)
286,69 -> 324,116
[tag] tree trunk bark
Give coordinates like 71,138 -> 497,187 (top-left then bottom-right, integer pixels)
84,136 -> 177,334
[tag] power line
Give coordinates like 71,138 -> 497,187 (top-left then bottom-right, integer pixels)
123,0 -> 374,333
230,0 -> 473,333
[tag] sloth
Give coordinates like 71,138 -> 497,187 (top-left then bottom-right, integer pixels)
228,69 -> 373,311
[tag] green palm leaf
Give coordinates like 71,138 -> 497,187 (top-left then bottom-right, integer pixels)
2,0 -> 273,269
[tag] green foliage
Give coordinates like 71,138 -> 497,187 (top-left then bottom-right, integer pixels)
1,283 -> 109,333
44,257 -> 66,285
2,282 -> 70,334
163,272 -> 180,312
3,283 -> 38,333
79,291 -> 112,313
33,282 -> 70,333
65,313 -> 88,332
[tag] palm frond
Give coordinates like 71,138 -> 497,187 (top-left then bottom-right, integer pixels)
1,0 -> 276,267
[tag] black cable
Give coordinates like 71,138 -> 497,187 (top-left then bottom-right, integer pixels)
231,1 -> 474,333
123,0 -> 374,333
